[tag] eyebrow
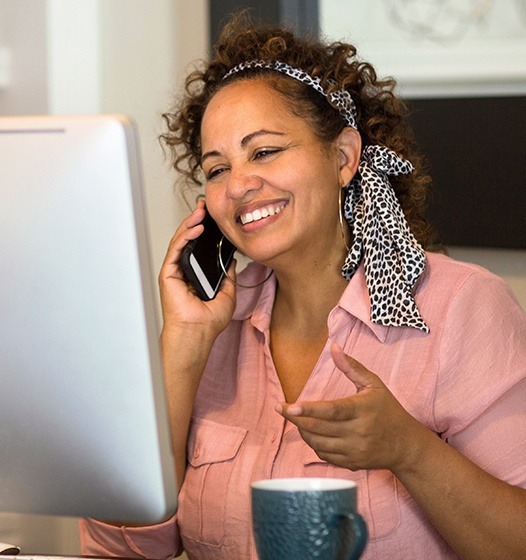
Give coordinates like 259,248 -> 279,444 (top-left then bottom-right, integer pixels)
200,129 -> 285,164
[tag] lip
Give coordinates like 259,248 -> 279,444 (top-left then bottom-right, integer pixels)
235,200 -> 288,228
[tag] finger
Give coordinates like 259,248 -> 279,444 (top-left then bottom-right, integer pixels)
330,343 -> 380,391
307,448 -> 362,471
294,416 -> 350,440
170,200 -> 206,241
161,206 -> 206,272
286,419 -> 365,471
297,431 -> 344,454
173,205 -> 206,250
276,398 -> 357,423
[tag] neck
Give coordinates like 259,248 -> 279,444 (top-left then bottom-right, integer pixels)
271,252 -> 349,335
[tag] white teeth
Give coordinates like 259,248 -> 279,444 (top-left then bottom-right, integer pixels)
240,203 -> 285,225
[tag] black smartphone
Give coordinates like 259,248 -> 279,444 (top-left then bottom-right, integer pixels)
181,211 -> 237,301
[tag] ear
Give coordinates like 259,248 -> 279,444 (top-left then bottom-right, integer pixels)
336,127 -> 361,186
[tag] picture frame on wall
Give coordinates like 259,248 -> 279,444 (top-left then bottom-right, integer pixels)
319,0 -> 526,98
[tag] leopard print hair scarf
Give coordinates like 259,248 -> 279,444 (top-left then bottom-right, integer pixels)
223,60 -> 429,333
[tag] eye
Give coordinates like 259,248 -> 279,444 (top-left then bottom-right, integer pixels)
205,165 -> 228,181
253,147 -> 283,160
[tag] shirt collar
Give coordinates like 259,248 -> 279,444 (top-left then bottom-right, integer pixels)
334,262 -> 390,342
232,263 -> 276,328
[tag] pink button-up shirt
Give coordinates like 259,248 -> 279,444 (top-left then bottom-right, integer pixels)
80,252 -> 526,560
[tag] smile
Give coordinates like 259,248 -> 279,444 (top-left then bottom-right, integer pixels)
240,202 -> 287,225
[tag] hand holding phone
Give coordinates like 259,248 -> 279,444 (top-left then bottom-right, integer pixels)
181,211 -> 236,301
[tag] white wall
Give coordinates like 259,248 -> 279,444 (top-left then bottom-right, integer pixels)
0,0 -> 48,113
0,0 -> 208,555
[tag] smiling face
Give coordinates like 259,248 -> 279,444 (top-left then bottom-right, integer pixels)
200,78 -> 359,271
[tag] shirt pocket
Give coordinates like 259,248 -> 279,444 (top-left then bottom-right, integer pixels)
361,470 -> 401,540
303,446 -> 400,541
180,417 -> 248,547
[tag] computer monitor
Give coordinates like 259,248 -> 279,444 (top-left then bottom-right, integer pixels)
0,114 -> 177,523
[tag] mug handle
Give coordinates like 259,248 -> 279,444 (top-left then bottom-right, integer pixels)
340,512 -> 368,560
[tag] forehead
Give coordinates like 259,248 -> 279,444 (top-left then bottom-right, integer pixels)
201,79 -> 301,137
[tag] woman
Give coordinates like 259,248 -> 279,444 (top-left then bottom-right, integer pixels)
80,15 -> 526,560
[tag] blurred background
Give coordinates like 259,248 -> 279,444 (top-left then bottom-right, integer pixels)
1,0 -> 524,555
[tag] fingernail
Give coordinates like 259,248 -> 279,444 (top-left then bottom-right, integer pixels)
287,405 -> 302,416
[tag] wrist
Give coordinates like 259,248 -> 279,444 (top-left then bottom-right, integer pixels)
161,321 -> 215,343
160,322 -> 218,375
391,416 -> 441,480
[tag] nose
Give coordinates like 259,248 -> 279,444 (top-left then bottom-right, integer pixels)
225,165 -> 263,200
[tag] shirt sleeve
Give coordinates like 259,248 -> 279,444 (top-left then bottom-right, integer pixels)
434,269 -> 526,438
447,376 -> 526,487
79,515 -> 183,559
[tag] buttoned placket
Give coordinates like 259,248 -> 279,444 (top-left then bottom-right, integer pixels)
256,326 -> 289,479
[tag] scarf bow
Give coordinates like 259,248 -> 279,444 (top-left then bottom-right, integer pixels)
341,145 -> 429,333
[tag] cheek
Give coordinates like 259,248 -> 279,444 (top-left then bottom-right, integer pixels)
204,186 -> 222,215
204,189 -> 233,234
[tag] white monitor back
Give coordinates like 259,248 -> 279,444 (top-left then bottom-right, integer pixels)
0,114 -> 176,523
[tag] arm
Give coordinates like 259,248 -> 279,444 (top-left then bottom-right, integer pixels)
158,200 -> 236,486
279,343 -> 526,560
394,389 -> 526,560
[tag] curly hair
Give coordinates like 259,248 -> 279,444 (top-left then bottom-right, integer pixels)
160,12 -> 441,250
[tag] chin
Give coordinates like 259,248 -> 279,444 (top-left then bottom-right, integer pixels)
239,236 -> 294,267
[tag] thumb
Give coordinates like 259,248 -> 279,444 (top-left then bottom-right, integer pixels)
330,343 -> 378,392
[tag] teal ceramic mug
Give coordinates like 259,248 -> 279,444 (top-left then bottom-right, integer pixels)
251,478 -> 367,560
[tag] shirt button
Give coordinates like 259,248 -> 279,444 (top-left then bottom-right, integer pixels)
270,430 -> 277,442
194,446 -> 200,459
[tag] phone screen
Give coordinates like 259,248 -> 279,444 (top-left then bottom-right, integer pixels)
181,212 -> 236,300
